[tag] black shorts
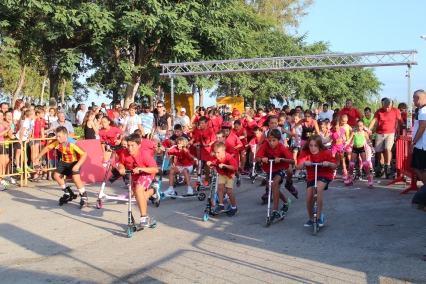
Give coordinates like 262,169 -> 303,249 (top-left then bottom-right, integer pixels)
352,146 -> 365,154
412,184 -> 426,209
267,169 -> 286,185
28,140 -> 40,146
0,146 -> 5,155
410,147 -> 426,171
307,177 -> 331,190
56,161 -> 80,176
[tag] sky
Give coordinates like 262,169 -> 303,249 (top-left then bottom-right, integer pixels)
86,0 -> 426,108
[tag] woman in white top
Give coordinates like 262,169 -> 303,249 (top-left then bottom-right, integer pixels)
12,99 -> 24,125
44,108 -> 58,128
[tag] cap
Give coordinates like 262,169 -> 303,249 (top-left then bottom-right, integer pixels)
232,109 -> 240,117
221,121 -> 232,128
181,107 -> 186,112
142,104 -> 150,108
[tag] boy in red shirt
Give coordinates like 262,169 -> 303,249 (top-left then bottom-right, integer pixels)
221,121 -> 243,186
256,129 -> 298,220
233,120 -> 249,175
31,107 -> 46,180
163,137 -> 197,196
191,116 -> 216,186
296,135 -> 337,228
207,142 -> 239,216
117,133 -> 160,228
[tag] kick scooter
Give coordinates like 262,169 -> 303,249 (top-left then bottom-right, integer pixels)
203,164 -> 231,221
310,162 -> 325,236
125,170 -> 157,238
265,159 -> 285,227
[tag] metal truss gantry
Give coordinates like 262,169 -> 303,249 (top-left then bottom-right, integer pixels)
160,50 -> 417,129
160,50 -> 417,76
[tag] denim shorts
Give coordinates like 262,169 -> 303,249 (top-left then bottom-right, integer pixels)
267,169 -> 286,185
307,177 -> 331,190
153,132 -> 166,142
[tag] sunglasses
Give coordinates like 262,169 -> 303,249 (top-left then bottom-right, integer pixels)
157,105 -> 163,108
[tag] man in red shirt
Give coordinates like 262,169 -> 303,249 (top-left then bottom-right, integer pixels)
368,98 -> 403,178
338,99 -> 362,127
117,133 -> 160,228
191,116 -> 216,186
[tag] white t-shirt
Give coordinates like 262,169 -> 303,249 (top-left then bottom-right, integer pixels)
318,110 -> 334,121
13,110 -> 21,122
413,106 -> 426,150
175,115 -> 190,127
17,118 -> 33,141
76,110 -> 86,126
124,114 -> 142,134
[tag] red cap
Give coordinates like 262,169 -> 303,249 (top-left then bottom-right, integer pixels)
221,121 -> 232,128
232,109 -> 240,117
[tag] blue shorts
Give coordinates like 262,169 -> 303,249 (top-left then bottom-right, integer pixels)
267,169 -> 286,185
307,177 -> 331,190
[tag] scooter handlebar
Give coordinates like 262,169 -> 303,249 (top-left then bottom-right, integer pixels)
125,170 -> 133,175
309,162 -> 323,167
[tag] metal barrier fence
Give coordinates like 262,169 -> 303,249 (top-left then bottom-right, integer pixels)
0,140 -> 24,187
387,135 -> 419,194
23,137 -> 58,186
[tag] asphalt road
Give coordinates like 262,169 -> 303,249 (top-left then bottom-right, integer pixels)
0,173 -> 424,284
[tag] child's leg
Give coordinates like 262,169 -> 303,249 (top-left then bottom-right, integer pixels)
348,153 -> 357,175
53,172 -> 65,186
15,148 -> 21,170
306,186 -> 314,220
168,167 -> 178,187
240,150 -> 246,171
217,183 -> 225,205
272,174 -> 284,211
204,162 -> 210,182
225,186 -> 236,207
182,168 -> 191,186
134,181 -> 155,218
316,181 -> 327,219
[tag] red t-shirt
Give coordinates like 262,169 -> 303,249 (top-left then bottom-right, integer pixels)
374,107 -> 401,134
249,136 -> 261,146
99,126 -> 124,146
162,139 -> 172,149
106,109 -> 119,120
118,148 -> 157,180
167,147 -> 194,167
297,150 -> 336,182
211,153 -> 238,178
244,119 -> 258,138
33,118 -> 46,138
232,127 -> 248,146
256,142 -> 292,172
257,115 -> 269,127
194,127 -> 216,161
338,108 -> 362,127
254,116 -> 261,123
208,116 -> 222,133
225,132 -> 243,157
141,138 -> 156,156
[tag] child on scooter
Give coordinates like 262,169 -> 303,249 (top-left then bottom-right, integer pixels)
255,129 -> 298,220
221,121 -> 243,187
34,126 -> 88,208
296,135 -> 337,228
163,137 -> 197,195
206,142 -> 239,216
345,119 -> 374,187
117,133 -> 160,228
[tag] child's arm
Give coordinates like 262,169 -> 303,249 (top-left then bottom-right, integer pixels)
134,166 -> 159,175
34,145 -> 52,165
274,157 -> 294,164
19,126 -> 25,142
72,153 -> 88,172
219,164 -> 235,171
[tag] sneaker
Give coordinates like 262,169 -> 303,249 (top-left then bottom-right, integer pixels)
284,181 -> 298,199
1,180 -> 11,187
203,180 -> 210,187
215,204 -> 225,212
26,166 -> 34,172
187,187 -> 194,195
318,218 -> 324,227
271,211 -> 282,221
236,178 -> 241,187
0,184 -> 6,191
16,167 -> 23,174
261,189 -> 269,201
140,216 -> 149,228
228,207 -> 238,216
5,176 -> 17,184
367,176 -> 374,187
163,187 -> 175,196
281,198 -> 291,213
150,182 -> 160,202
304,220 -> 314,227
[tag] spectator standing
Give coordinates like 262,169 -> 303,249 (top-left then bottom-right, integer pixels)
338,99 -> 362,127
410,90 -> 426,184
368,98 -> 402,178
153,101 -> 171,141
75,104 -> 86,126
46,111 -> 74,136
123,103 -> 144,135
13,99 -> 24,125
140,104 -> 154,138
318,104 -> 334,122
82,110 -> 97,140
175,108 -> 191,131
1,102 -> 9,114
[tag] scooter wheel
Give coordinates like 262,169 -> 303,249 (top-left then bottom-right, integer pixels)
155,201 -> 160,207
151,220 -> 157,228
127,227 -> 133,238
160,193 -> 166,201
96,200 -> 102,209
196,185 -> 201,191
266,217 -> 270,228
198,193 -> 206,201
203,212 -> 209,221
